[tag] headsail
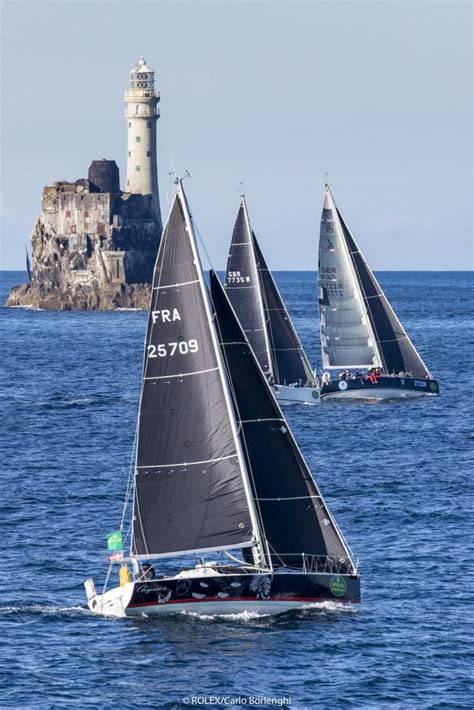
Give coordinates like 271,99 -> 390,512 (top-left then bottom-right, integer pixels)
319,186 -> 380,369
132,185 -> 258,560
211,270 -> 354,570
224,198 -> 272,377
253,234 -> 314,386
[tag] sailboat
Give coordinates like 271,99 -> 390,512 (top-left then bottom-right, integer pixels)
84,180 -> 360,617
317,184 -> 440,400
224,196 -> 321,404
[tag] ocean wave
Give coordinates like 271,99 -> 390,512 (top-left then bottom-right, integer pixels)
0,604 -> 88,616
35,394 -> 134,409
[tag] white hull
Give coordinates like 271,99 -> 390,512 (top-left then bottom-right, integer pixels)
321,387 -> 430,401
273,385 -> 321,404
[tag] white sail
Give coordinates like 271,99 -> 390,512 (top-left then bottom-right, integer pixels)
318,186 -> 381,369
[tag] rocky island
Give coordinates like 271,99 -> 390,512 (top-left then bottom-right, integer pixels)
7,57 -> 163,311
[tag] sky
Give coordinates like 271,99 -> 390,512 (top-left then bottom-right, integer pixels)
0,0 -> 472,270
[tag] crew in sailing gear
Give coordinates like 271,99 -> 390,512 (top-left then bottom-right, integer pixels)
138,563 -> 156,581
119,564 -> 132,587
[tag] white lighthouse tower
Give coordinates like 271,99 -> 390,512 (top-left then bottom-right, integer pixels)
125,56 -> 162,230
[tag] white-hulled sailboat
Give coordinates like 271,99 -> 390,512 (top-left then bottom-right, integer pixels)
224,195 -> 321,404
84,180 -> 360,617
318,184 -> 439,400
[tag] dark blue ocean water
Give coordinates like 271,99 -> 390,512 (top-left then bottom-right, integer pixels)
1,270 -> 472,709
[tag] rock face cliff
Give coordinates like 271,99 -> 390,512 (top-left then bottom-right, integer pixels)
7,160 -> 161,310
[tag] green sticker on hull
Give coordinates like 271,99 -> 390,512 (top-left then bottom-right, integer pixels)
329,575 -> 347,597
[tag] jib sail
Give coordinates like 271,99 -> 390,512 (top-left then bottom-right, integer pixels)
211,270 -> 354,571
253,233 -> 314,386
336,203 -> 429,377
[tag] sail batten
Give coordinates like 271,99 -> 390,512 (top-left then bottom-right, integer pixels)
131,186 -> 259,559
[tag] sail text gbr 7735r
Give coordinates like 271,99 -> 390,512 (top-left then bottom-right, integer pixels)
84,180 -> 360,616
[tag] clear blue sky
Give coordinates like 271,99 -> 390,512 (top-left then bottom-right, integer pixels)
0,0 -> 472,270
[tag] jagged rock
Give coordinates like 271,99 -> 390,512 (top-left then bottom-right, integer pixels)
7,282 -> 152,311
6,163 -> 161,311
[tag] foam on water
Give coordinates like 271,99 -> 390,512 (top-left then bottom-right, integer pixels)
178,609 -> 270,621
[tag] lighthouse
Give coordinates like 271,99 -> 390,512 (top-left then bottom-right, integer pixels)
125,56 -> 162,230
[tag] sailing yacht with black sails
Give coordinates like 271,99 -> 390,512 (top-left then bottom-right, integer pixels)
224,196 -> 320,404
318,184 -> 439,400
84,180 -> 360,616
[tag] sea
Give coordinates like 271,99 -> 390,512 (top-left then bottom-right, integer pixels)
0,270 -> 472,709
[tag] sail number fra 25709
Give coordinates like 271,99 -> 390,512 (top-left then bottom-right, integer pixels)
147,340 -> 199,358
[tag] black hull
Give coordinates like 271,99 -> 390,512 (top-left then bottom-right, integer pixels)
321,376 -> 439,400
125,570 -> 361,614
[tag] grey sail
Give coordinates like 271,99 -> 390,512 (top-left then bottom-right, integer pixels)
132,188 -> 255,559
319,186 -> 380,369
253,233 -> 314,386
224,199 -> 272,376
211,271 -> 354,571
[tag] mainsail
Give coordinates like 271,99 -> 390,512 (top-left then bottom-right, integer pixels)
319,185 -> 429,377
319,187 -> 379,369
253,234 -> 314,386
224,198 -> 272,376
211,271 -> 353,570
132,185 -> 259,560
